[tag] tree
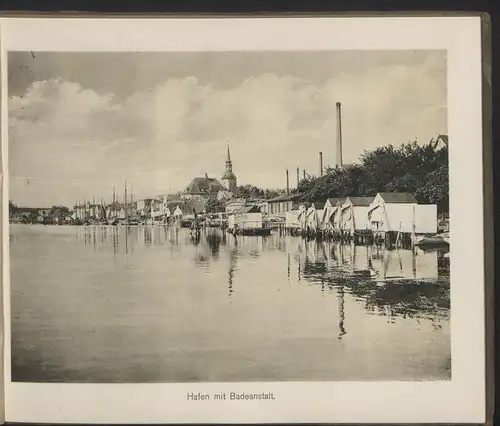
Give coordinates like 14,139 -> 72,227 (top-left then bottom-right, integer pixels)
9,200 -> 17,217
28,211 -> 39,223
50,205 -> 71,216
416,163 -> 449,213
296,140 -> 449,213
237,184 -> 265,199
264,188 -> 286,200
205,197 -> 226,213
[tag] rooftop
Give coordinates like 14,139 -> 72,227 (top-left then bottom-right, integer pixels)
327,197 -> 344,206
346,196 -> 374,206
378,192 -> 418,204
235,205 -> 261,214
268,193 -> 301,203
185,177 -> 226,194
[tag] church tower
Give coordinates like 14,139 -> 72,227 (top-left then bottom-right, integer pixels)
221,144 -> 237,194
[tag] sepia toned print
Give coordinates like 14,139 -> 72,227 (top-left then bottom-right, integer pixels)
8,50 -> 450,383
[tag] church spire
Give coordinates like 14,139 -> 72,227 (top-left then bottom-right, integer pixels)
225,143 -> 233,173
222,142 -> 237,194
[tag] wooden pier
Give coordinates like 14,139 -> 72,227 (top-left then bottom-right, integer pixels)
281,224 -> 417,249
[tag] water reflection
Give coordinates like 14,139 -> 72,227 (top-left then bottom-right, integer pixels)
11,224 -> 450,383
338,284 -> 347,339
71,226 -> 449,323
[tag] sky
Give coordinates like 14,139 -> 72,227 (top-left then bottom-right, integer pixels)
8,50 -> 447,207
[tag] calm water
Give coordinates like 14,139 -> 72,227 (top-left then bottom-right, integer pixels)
10,224 -> 451,383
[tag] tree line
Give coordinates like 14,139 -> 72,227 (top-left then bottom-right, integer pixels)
235,141 -> 448,215
298,141 -> 449,213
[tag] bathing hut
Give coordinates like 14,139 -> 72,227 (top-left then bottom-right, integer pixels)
306,202 -> 326,232
368,192 -> 438,246
340,196 -> 374,240
167,203 -> 183,224
228,205 -> 270,235
296,204 -> 308,231
367,193 -> 419,233
285,207 -> 301,231
324,198 -> 344,232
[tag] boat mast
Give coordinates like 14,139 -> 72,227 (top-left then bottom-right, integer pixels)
124,180 -> 128,224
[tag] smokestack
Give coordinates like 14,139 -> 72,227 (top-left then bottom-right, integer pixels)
303,169 -> 306,180
286,169 -> 290,196
319,152 -> 323,177
336,102 -> 343,167
296,167 -> 300,188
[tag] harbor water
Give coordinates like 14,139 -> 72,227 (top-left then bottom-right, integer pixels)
10,224 -> 451,383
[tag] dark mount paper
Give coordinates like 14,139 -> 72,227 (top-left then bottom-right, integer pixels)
0,15 -> 489,425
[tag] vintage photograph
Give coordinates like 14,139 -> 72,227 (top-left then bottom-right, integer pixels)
8,49 -> 450,384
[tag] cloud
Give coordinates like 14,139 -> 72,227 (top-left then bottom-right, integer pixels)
9,52 -> 447,206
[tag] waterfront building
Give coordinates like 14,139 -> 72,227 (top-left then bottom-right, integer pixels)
305,202 -> 326,231
340,196 -> 374,232
136,199 -> 151,217
267,194 -> 301,216
151,198 -> 164,220
285,207 -> 301,229
167,203 -> 183,219
183,175 -> 226,200
167,197 -> 209,220
324,198 -> 345,231
225,199 -> 246,214
228,205 -> 263,231
367,192 -> 437,234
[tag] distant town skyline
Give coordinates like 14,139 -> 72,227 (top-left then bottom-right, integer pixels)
9,50 -> 447,207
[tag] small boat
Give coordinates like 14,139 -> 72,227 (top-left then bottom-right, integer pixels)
415,234 -> 449,248
229,227 -> 272,236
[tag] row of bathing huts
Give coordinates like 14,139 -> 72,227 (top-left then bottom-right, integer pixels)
266,192 -> 446,249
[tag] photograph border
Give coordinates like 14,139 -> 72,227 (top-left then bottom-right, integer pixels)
1,15 -> 488,424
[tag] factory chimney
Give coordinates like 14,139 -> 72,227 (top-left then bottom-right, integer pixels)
319,152 -> 323,177
336,102 -> 343,167
303,169 -> 306,180
296,167 -> 300,188
286,169 -> 290,196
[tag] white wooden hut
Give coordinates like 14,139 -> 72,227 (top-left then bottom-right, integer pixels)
324,198 -> 344,231
167,203 -> 183,219
296,204 -> 308,230
340,197 -> 374,233
306,202 -> 325,231
228,205 -> 263,230
151,199 -> 164,220
285,208 -> 301,230
367,192 -> 437,234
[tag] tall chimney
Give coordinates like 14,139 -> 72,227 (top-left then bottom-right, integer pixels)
286,169 -> 290,196
319,152 -> 323,177
303,169 -> 306,180
336,102 -> 343,167
296,167 -> 300,188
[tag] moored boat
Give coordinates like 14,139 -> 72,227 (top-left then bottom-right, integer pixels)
415,233 -> 449,248
230,227 -> 272,236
